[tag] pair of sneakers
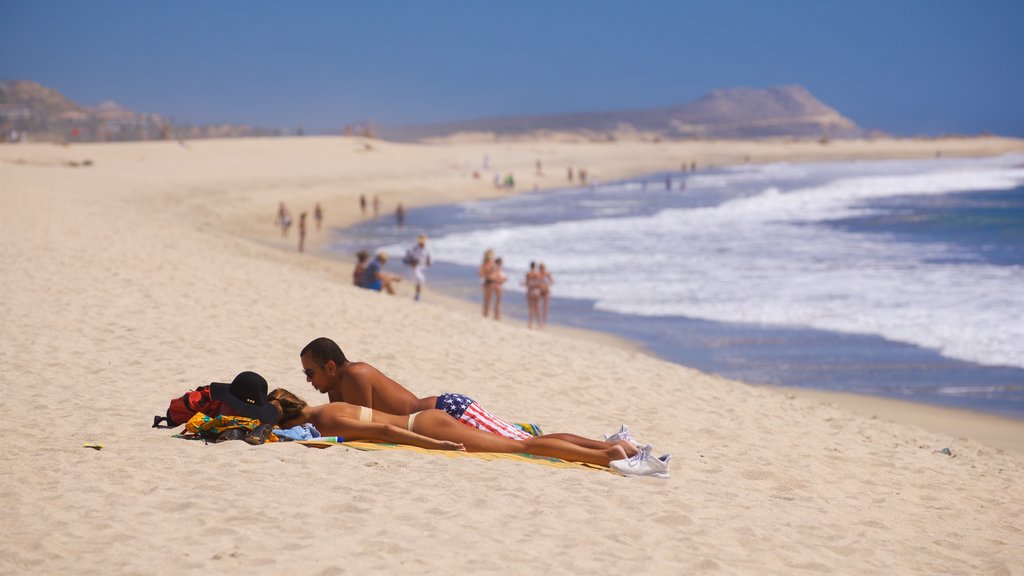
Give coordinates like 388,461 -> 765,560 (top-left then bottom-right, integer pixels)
605,424 -> 671,478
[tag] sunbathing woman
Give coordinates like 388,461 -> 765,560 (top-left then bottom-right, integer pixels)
269,389 -> 666,476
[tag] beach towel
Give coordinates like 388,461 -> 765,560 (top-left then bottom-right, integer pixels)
273,423 -> 321,441
297,440 -> 609,473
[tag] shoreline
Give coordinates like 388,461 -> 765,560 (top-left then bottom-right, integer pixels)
763,385 -> 1024,455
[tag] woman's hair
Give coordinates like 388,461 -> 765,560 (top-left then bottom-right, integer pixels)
268,388 -> 307,424
482,249 -> 494,263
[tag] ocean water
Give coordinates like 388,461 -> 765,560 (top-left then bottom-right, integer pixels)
329,154 -> 1024,418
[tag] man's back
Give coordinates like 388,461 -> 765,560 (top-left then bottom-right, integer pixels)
336,362 -> 435,415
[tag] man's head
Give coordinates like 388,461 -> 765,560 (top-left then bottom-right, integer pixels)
417,234 -> 427,247
300,337 -> 348,393
377,251 -> 388,263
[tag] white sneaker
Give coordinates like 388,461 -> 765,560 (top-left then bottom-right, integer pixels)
604,424 -> 641,448
610,444 -> 670,478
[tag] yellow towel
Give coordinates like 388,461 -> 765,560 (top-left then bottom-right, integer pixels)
296,440 -> 609,472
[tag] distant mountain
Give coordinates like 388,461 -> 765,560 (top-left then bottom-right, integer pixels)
375,85 -> 863,142
1,80 -> 866,144
0,80 -> 280,142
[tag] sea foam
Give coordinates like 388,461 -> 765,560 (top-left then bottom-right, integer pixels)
429,155 -> 1024,369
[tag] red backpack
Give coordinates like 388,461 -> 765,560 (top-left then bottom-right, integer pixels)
152,385 -> 223,428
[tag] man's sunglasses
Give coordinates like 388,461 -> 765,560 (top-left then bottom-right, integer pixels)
302,362 -> 327,378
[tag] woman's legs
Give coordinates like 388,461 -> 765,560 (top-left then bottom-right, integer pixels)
482,284 -> 493,317
493,288 -> 503,319
541,432 -> 638,457
414,411 -> 625,466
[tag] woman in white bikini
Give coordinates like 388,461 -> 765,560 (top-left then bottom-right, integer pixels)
268,388 -> 667,476
489,257 -> 508,320
538,262 -> 553,327
524,261 -> 543,329
479,249 -> 496,318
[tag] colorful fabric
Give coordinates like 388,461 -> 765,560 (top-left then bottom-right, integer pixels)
436,393 -> 532,440
513,422 -> 544,437
273,423 -> 321,441
185,412 -> 260,436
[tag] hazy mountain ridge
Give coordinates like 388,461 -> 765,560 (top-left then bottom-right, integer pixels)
2,80 -> 866,143
376,85 -> 863,142
0,80 -> 279,142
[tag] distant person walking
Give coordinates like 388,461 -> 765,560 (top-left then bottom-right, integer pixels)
395,203 -> 406,228
479,249 -> 496,318
538,262 -> 553,327
275,202 -> 290,237
403,234 -> 432,301
360,194 -> 367,216
276,203 -> 293,237
524,261 -> 542,329
314,203 -> 323,231
298,212 -> 308,252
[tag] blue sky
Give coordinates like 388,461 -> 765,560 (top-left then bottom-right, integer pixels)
2,1 -> 1022,136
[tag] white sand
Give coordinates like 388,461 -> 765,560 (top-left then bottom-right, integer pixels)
1,136 -> 1023,574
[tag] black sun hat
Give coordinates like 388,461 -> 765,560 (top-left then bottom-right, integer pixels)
210,371 -> 281,426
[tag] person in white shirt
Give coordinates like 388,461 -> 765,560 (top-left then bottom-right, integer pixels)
404,234 -> 432,301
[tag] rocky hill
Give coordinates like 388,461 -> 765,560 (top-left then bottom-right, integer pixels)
0,80 -> 279,142
375,85 -> 862,142
2,81 -> 863,144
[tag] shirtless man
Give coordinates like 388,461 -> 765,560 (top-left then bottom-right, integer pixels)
300,337 -> 532,439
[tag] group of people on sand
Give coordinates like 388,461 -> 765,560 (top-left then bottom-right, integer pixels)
351,240 -> 554,326
353,234 -> 431,300
275,201 -> 323,253
479,250 -> 553,328
214,337 -> 670,478
358,193 -> 407,229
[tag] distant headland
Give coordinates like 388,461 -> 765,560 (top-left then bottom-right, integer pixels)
0,80 -> 989,144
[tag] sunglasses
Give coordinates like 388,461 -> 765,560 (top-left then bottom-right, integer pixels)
301,362 -> 327,378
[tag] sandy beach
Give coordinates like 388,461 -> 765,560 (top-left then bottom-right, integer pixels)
2,135 -> 1023,575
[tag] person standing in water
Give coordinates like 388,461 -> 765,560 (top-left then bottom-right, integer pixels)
538,262 -> 554,327
489,257 -> 508,320
524,261 -> 542,329
479,249 -> 496,318
395,203 -> 406,229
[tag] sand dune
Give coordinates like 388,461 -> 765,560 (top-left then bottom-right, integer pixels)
1,136 -> 1022,574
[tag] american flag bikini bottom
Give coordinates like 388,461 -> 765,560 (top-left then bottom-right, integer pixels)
435,393 -> 531,440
